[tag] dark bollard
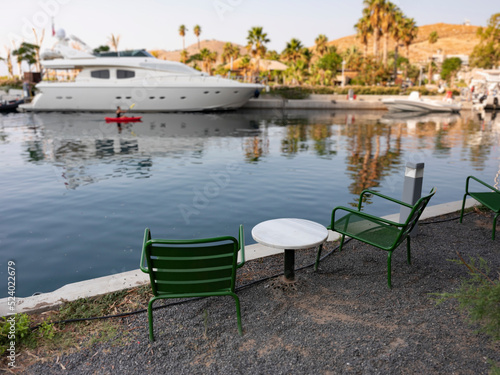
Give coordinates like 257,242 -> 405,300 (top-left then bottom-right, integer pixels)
400,162 -> 424,236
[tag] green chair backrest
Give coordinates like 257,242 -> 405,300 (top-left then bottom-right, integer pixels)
141,232 -> 240,297
399,188 -> 436,239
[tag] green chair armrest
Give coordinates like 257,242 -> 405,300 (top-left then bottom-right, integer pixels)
332,206 -> 405,229
358,189 -> 414,211
140,228 -> 151,273
237,224 -> 245,268
465,176 -> 500,195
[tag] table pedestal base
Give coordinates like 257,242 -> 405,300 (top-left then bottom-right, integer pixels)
284,249 -> 295,282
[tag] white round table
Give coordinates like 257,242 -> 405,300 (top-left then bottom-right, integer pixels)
252,218 -> 328,282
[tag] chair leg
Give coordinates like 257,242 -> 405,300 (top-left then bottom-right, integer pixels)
148,298 -> 156,342
231,293 -> 243,336
314,244 -> 323,271
493,213 -> 499,241
459,194 -> 468,223
406,236 -> 411,265
315,235 -> 344,271
387,251 -> 393,289
339,234 -> 345,252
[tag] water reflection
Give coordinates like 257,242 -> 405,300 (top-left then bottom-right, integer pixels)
9,109 -> 500,193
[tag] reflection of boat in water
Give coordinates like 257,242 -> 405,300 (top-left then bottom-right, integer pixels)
382,92 -> 461,113
29,112 -> 260,189
380,111 -> 461,132
381,111 -> 461,124
20,30 -> 263,113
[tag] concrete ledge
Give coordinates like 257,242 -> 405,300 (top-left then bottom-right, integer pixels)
0,198 -> 477,316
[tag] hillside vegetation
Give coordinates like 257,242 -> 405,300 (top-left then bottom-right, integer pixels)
327,23 -> 481,63
152,23 -> 481,65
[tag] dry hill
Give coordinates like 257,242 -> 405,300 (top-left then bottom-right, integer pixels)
151,40 -> 246,63
327,23 -> 480,63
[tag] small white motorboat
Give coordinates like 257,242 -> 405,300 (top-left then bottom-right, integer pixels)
382,91 -> 461,113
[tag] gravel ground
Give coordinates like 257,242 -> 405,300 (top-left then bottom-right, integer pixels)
26,211 -> 500,374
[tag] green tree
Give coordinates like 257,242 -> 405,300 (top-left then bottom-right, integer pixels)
222,42 -> 240,65
180,49 -> 189,64
428,31 -> 439,83
93,45 -> 110,55
428,31 -> 439,44
12,42 -> 39,73
200,48 -> 217,74
238,55 -> 252,81
316,48 -> 342,72
281,38 -> 308,63
402,17 -> 418,61
193,25 -> 202,50
380,2 -> 402,67
314,34 -> 328,57
246,26 -> 270,75
363,0 -> 386,60
355,8 -> 372,58
470,13 -> 500,68
441,57 -> 462,84
265,50 -> 280,60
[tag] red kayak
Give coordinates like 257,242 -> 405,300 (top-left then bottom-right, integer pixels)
105,116 -> 142,123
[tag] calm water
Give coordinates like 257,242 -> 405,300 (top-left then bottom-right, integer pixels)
1,109 -> 499,297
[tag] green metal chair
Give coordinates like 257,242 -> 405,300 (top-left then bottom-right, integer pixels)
140,225 -> 245,341
315,188 -> 436,288
460,176 -> 500,240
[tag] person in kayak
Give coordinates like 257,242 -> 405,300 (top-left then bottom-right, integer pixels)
116,106 -> 127,118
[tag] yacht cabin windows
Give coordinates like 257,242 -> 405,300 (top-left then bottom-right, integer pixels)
90,70 -> 110,79
117,70 -> 135,79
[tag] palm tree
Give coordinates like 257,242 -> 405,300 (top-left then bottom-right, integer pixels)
179,25 -> 187,50
200,48 -> 217,74
3,47 -> 13,78
193,25 -> 201,50
238,55 -> 252,81
343,46 -> 363,70
222,42 -> 240,66
281,38 -> 307,63
354,9 -> 372,58
363,0 -> 386,60
428,31 -> 439,83
314,34 -> 328,57
402,17 -> 418,60
246,26 -> 270,75
108,34 -> 120,52
32,28 -> 44,72
380,2 -> 401,67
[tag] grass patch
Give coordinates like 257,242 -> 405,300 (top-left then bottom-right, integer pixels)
0,284 -> 153,371
434,253 -> 500,372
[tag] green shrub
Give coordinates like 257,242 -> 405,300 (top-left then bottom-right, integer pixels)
435,254 -> 500,341
0,314 -> 32,355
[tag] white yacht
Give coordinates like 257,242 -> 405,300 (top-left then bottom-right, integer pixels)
382,91 -> 461,113
20,31 -> 264,113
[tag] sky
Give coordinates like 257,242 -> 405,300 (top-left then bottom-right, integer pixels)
0,0 -> 497,75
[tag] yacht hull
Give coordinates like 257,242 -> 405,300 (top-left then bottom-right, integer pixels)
21,83 -> 261,112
